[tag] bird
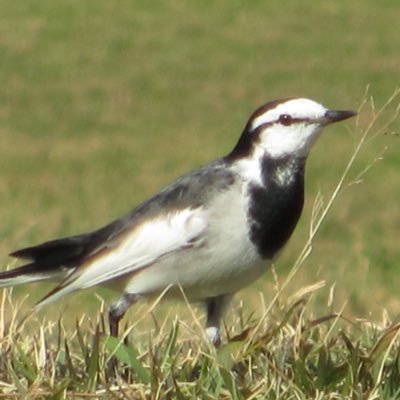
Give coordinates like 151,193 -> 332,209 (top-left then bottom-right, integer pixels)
0,98 -> 355,345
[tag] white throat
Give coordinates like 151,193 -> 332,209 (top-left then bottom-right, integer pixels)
258,123 -> 323,159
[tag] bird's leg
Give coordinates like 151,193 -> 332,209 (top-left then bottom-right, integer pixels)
205,294 -> 232,346
107,293 -> 139,378
108,293 -> 139,338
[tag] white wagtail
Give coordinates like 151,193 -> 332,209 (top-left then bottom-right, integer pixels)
0,98 -> 355,345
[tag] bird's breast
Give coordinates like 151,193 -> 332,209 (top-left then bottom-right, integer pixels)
247,162 -> 305,258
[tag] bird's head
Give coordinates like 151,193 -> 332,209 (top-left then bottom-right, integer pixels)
228,98 -> 356,160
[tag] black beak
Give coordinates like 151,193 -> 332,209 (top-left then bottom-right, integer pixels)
324,109 -> 357,124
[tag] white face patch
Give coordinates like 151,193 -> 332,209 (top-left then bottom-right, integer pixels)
251,98 -> 327,131
250,98 -> 328,159
258,122 -> 323,158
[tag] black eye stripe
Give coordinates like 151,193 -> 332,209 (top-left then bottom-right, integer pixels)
250,116 -> 313,133
247,116 -> 312,136
278,115 -> 311,126
226,114 -> 314,161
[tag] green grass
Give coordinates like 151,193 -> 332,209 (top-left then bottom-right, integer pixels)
0,0 -> 399,397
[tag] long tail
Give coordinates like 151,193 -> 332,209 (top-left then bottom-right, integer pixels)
0,263 -> 71,287
0,233 -> 94,289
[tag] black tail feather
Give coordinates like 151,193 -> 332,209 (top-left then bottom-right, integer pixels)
10,234 -> 90,262
2,219 -> 119,287
1,235 -> 94,287
0,263 -> 38,280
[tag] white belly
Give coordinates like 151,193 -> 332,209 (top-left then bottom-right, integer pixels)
123,182 -> 270,300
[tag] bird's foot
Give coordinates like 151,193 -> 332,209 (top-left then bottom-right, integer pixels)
206,326 -> 221,347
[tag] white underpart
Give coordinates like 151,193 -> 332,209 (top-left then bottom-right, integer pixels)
123,182 -> 263,299
251,99 -> 328,159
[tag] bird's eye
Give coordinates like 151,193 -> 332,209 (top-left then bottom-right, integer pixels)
278,114 -> 293,126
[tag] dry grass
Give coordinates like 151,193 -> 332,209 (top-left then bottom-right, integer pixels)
2,279 -> 400,399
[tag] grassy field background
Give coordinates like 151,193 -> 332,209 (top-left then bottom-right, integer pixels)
0,0 -> 399,349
